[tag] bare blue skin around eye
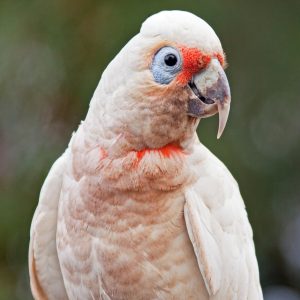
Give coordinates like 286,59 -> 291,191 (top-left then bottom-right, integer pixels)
151,47 -> 182,85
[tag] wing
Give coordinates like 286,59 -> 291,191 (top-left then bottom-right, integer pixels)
184,142 -> 263,300
29,152 -> 69,300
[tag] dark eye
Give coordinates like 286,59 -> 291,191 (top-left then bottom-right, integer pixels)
164,54 -> 177,66
151,46 -> 182,85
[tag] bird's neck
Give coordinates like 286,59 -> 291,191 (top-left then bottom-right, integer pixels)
135,143 -> 184,161
98,142 -> 186,164
70,124 -> 195,191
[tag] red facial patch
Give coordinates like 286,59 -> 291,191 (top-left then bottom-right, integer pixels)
177,47 -> 211,85
135,144 -> 183,164
176,46 -> 225,85
215,52 -> 225,67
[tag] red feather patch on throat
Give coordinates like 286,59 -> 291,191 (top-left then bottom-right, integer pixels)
99,144 -> 184,165
135,144 -> 183,163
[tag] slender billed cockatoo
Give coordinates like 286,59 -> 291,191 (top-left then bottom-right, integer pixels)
29,10 -> 263,300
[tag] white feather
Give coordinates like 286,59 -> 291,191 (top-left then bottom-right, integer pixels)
184,140 -> 263,299
29,151 -> 69,300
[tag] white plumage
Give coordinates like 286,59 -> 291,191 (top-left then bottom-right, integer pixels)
29,10 -> 263,300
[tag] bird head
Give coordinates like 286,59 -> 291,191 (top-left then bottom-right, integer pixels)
90,10 -> 231,151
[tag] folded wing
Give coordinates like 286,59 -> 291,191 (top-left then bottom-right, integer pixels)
29,152 -> 69,300
184,143 -> 263,299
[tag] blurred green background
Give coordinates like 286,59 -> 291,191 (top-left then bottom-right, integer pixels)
1,0 -> 300,299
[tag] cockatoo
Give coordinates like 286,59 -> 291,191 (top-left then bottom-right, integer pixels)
29,10 -> 263,300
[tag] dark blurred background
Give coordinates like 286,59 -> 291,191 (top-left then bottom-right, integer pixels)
1,0 -> 300,299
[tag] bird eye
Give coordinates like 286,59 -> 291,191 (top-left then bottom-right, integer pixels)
151,46 -> 182,85
164,54 -> 177,66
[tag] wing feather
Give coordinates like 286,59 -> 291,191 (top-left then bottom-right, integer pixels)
184,142 -> 263,299
184,189 -> 221,296
29,152 -> 69,300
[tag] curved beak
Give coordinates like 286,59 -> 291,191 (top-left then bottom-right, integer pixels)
187,58 -> 231,139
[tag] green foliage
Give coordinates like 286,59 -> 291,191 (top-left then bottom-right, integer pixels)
1,0 -> 300,298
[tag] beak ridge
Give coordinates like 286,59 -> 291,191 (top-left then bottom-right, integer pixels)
187,58 -> 231,138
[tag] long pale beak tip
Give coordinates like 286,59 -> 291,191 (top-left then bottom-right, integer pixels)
217,101 -> 230,139
217,130 -> 223,140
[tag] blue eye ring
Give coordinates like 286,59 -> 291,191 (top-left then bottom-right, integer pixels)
151,46 -> 182,85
